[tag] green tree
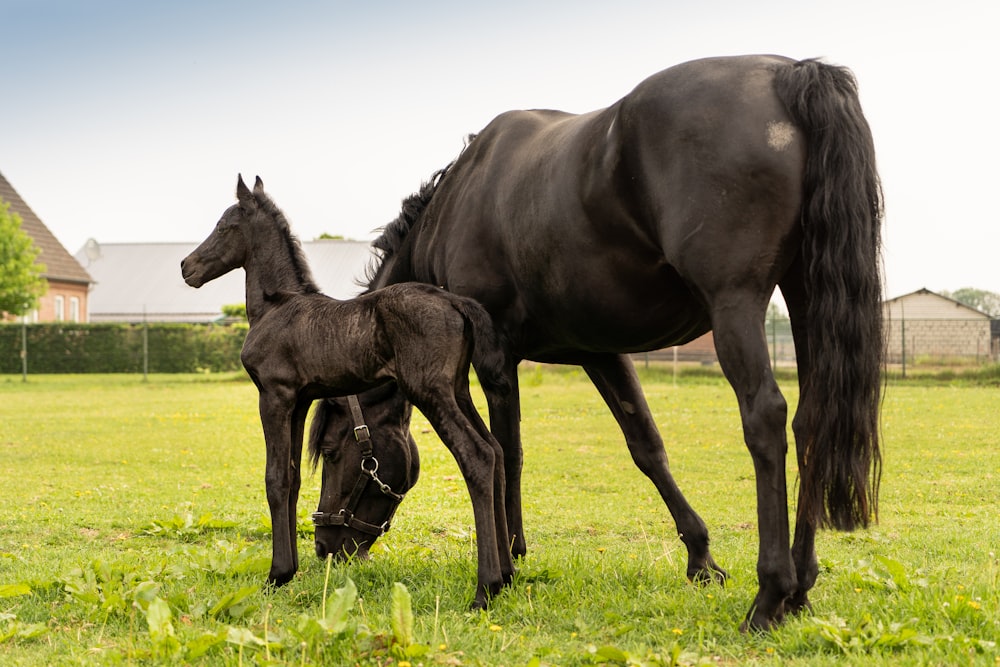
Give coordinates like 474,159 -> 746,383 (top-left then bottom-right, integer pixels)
0,199 -> 46,316
942,287 -> 1000,317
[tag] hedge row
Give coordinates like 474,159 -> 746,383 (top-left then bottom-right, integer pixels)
0,323 -> 249,373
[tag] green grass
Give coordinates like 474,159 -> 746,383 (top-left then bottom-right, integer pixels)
1,369 -> 998,665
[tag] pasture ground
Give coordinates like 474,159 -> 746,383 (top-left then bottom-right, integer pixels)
0,367 -> 998,665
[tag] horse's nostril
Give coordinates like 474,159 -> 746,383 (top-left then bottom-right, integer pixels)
315,542 -> 329,559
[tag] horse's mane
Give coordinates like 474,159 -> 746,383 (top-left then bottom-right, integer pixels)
254,190 -> 321,294
362,134 -> 477,289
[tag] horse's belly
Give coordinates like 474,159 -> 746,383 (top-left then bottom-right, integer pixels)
514,282 -> 711,360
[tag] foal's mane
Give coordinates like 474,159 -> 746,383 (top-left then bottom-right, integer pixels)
362,135 -> 477,289
254,190 -> 321,295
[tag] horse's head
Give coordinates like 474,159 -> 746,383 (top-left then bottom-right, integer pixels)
310,383 -> 419,561
181,174 -> 261,287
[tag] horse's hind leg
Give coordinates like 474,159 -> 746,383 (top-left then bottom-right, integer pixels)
781,269 -> 819,615
711,296 -> 795,632
583,354 -> 727,584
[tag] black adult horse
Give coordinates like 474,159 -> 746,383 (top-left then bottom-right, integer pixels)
181,176 -> 515,608
311,54 -> 884,631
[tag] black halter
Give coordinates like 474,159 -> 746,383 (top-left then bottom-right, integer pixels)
311,395 -> 406,537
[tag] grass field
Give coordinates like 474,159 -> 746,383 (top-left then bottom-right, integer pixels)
1,367 -> 998,665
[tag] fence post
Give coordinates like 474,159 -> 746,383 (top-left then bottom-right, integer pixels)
20,315 -> 27,382
900,316 -> 907,379
672,346 -> 678,387
142,306 -> 149,382
770,315 -> 777,371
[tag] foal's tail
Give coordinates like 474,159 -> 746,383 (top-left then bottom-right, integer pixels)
774,59 -> 884,531
449,295 -> 512,398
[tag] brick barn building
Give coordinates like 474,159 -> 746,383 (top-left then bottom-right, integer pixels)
884,288 -> 993,363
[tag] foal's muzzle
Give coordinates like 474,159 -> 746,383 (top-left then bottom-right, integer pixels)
180,257 -> 204,287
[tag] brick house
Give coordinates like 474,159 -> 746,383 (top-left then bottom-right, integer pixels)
1,171 -> 92,322
884,288 -> 993,362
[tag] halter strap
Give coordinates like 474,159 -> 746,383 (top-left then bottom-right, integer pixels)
347,394 -> 371,445
312,394 -> 406,537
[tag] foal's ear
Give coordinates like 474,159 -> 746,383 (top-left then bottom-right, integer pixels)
253,176 -> 265,194
236,174 -> 255,210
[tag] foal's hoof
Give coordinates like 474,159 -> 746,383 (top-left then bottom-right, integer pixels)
267,569 -> 296,588
469,579 -> 507,611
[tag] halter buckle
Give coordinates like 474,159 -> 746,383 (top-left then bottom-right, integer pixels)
353,424 -> 371,442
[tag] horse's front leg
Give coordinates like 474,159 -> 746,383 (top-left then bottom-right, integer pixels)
258,390 -> 301,586
583,354 -> 727,584
485,360 -> 525,559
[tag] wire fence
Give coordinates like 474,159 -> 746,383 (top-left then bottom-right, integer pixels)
4,317 -> 997,378
632,316 -> 998,370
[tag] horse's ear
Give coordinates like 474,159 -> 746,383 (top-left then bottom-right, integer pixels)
253,176 -> 265,194
236,174 -> 255,210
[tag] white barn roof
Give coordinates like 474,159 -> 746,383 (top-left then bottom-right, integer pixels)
74,240 -> 375,323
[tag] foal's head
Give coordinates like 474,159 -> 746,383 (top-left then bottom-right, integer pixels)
181,174 -> 318,294
310,383 -> 420,561
181,175 -> 266,288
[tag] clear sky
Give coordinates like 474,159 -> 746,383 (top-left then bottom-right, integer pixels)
2,0 -> 997,299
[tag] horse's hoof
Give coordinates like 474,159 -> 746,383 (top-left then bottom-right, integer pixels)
689,559 -> 728,586
740,601 -> 786,633
785,591 -> 812,616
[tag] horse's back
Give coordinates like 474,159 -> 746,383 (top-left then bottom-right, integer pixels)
410,55 -> 807,359
619,55 -> 806,291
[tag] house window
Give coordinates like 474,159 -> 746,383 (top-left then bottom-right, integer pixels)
54,295 -> 64,321
69,297 -> 80,323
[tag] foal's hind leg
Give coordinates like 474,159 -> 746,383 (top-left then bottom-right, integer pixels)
456,378 -> 515,584
584,354 -> 727,584
409,387 -> 509,609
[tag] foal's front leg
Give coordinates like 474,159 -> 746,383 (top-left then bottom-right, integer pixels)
258,390 -> 301,586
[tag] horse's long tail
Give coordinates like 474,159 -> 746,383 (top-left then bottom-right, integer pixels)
774,59 -> 884,531
449,295 -> 512,398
